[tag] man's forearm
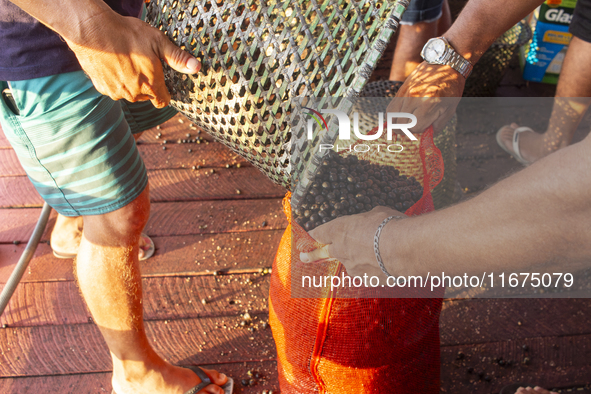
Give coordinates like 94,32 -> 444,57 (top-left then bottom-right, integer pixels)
444,0 -> 544,63
384,134 -> 591,277
9,0 -> 114,43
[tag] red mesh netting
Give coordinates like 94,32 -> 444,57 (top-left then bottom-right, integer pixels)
269,127 -> 445,393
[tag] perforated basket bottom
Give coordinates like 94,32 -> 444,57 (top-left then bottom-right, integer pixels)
146,0 -> 410,190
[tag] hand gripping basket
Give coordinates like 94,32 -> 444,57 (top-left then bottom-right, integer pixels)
145,0 -> 410,190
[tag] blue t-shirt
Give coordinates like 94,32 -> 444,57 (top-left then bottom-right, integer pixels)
0,0 -> 144,81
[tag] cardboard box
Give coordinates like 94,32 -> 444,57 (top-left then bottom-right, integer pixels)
521,0 -> 577,84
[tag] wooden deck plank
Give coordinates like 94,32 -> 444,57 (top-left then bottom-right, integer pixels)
0,144 -> 250,177
0,178 -> 42,208
3,277 -> 591,349
0,128 -> 10,149
0,114 -> 214,149
0,314 -> 276,377
0,274 -> 270,327
136,114 -> 215,144
0,168 -> 285,208
138,143 -> 250,170
0,231 -> 283,283
0,150 -> 24,177
2,317 -> 589,391
148,168 -> 285,202
0,207 -> 50,244
0,199 -> 286,243
145,200 -> 286,237
440,299 -> 591,346
0,360 -> 280,394
441,334 -> 591,393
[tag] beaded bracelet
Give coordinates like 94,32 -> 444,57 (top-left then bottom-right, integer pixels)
374,215 -> 406,277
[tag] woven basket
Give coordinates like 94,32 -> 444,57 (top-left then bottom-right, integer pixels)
146,0 -> 410,190
360,80 -> 460,209
463,20 -> 532,97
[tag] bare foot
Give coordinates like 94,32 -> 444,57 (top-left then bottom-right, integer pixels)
51,214 -> 152,259
112,361 -> 228,394
515,386 -> 559,394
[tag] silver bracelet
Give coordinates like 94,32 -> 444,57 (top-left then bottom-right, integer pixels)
374,215 -> 406,277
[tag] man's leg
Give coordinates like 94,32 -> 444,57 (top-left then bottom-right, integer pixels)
390,20 -> 439,81
390,0 -> 451,81
1,73 -> 226,394
437,0 -> 451,35
51,132 -> 150,259
77,185 -> 226,394
497,37 -> 591,163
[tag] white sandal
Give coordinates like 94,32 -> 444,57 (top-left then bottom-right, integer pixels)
495,125 -> 534,166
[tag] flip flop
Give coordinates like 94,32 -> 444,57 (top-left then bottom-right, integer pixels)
52,233 -> 155,261
496,125 -> 534,166
111,366 -> 234,394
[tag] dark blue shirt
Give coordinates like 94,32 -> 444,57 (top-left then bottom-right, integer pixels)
0,0 -> 144,81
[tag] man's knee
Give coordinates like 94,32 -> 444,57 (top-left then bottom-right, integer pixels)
83,185 -> 150,244
113,185 -> 150,233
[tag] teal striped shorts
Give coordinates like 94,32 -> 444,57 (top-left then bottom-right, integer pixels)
0,71 -> 177,216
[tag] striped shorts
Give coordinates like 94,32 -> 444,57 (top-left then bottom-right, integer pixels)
0,71 -> 177,216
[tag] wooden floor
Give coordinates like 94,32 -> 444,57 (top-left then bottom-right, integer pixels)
1,65 -> 591,393
0,116 -> 286,393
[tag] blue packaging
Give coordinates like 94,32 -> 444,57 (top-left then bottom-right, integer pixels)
521,0 -> 576,84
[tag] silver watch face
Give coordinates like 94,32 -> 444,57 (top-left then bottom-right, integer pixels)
422,38 -> 447,63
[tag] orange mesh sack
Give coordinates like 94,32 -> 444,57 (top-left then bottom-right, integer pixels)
269,125 -> 446,393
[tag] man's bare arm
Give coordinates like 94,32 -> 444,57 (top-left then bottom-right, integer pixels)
304,133 -> 591,279
9,0 -> 200,108
390,0 -> 545,134
384,132 -> 591,278
445,0 -> 545,63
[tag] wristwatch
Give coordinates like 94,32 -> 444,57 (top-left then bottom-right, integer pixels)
420,37 -> 473,79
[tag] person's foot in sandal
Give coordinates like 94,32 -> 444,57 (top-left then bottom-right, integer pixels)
51,213 -> 154,260
496,118 -> 581,166
112,364 -> 230,394
496,123 -> 554,166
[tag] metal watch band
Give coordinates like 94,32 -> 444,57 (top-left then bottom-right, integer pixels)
373,215 -> 407,277
446,49 -> 473,79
